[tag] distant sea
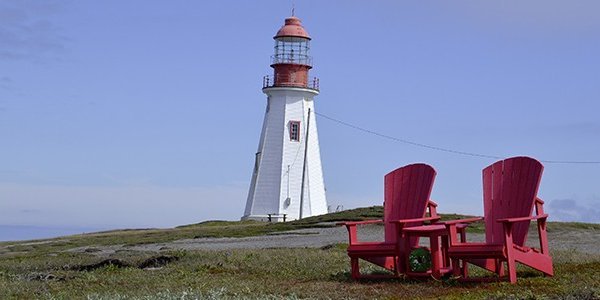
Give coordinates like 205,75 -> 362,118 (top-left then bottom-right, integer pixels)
0,225 -> 105,242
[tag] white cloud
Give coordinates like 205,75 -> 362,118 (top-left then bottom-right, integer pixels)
447,0 -> 600,35
0,0 -> 67,62
547,198 -> 600,223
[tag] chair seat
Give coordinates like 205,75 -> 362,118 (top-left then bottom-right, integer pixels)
347,242 -> 396,255
448,243 -> 504,258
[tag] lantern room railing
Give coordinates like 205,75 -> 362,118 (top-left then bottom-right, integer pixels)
263,75 -> 319,91
270,54 -> 313,66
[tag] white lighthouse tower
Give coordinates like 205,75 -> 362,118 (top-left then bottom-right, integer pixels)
243,15 -> 327,222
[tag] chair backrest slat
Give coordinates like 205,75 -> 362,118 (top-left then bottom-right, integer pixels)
384,163 -> 436,245
483,156 -> 543,245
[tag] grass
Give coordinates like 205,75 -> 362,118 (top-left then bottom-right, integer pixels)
1,247 -> 599,299
1,207 -> 599,299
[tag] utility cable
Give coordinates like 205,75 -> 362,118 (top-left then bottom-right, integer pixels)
315,111 -> 600,165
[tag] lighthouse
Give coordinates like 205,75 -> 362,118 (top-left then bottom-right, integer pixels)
242,15 -> 328,222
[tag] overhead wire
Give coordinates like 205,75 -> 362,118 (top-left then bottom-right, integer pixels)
315,111 -> 600,165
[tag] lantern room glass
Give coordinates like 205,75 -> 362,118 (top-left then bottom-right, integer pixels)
272,36 -> 312,66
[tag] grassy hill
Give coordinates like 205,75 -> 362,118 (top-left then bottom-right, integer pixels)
1,207 -> 599,299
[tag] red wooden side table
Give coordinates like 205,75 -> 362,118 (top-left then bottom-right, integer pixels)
402,224 -> 466,279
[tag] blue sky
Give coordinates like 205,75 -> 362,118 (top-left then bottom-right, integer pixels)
1,1 -> 599,239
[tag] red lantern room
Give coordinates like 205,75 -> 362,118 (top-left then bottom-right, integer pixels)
263,16 -> 319,90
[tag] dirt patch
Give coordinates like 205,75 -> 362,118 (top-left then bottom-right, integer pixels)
138,255 -> 178,269
70,255 -> 179,271
320,244 -> 337,250
71,259 -> 130,271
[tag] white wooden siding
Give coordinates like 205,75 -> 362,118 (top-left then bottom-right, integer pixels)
243,87 -> 327,221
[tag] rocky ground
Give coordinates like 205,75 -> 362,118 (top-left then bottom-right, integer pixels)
67,224 -> 600,256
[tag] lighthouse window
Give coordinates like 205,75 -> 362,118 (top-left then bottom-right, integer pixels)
289,121 -> 300,142
254,152 -> 261,173
273,38 -> 311,65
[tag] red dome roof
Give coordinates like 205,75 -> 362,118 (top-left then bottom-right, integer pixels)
274,16 -> 311,40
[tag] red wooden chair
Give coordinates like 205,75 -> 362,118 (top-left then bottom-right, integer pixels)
340,163 -> 439,279
445,156 -> 553,283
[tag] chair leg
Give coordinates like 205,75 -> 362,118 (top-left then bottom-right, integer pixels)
506,258 -> 517,283
452,258 -> 461,277
457,230 -> 468,278
462,260 -> 468,278
495,259 -> 505,277
430,235 -> 442,279
351,257 -> 360,280
460,229 -> 467,243
441,236 -> 450,268
545,261 -> 554,277
503,223 -> 517,283
401,238 -> 409,276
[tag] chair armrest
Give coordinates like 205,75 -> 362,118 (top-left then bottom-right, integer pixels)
497,214 -> 548,223
499,213 -> 551,255
535,197 -> 544,205
390,216 -> 441,238
338,219 -> 383,245
390,216 -> 440,224
336,219 -> 383,227
441,217 -> 483,225
428,200 -> 438,207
